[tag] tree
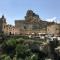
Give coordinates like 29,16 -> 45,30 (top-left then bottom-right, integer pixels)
16,44 -> 31,60
3,38 -> 16,59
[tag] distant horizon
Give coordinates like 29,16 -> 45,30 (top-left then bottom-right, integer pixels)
0,0 -> 60,25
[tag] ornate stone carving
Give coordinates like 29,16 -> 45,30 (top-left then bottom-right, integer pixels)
25,10 -> 40,23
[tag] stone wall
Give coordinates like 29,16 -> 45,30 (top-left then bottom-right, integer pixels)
47,24 -> 60,36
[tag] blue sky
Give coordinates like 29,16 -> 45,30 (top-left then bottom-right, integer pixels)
0,0 -> 60,25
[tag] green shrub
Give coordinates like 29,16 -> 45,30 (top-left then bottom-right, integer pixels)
6,38 -> 16,46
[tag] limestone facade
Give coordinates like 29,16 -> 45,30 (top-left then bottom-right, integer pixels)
0,15 -> 15,35
0,10 -> 60,36
15,10 -> 47,35
47,23 -> 60,36
15,10 -> 60,36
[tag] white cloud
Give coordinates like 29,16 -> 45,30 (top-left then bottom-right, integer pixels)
46,17 -> 57,22
41,17 -> 60,23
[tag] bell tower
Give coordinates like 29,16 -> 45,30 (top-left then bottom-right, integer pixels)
0,15 -> 6,34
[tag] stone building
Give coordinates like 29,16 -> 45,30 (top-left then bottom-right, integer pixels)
0,15 -> 7,34
15,10 -> 60,36
47,23 -> 60,36
15,10 -> 47,35
0,10 -> 60,36
5,25 -> 15,35
0,15 -> 15,35
15,27 -> 20,35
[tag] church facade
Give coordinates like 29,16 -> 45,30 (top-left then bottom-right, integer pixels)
0,15 -> 15,35
15,10 -> 47,35
15,10 -> 60,36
